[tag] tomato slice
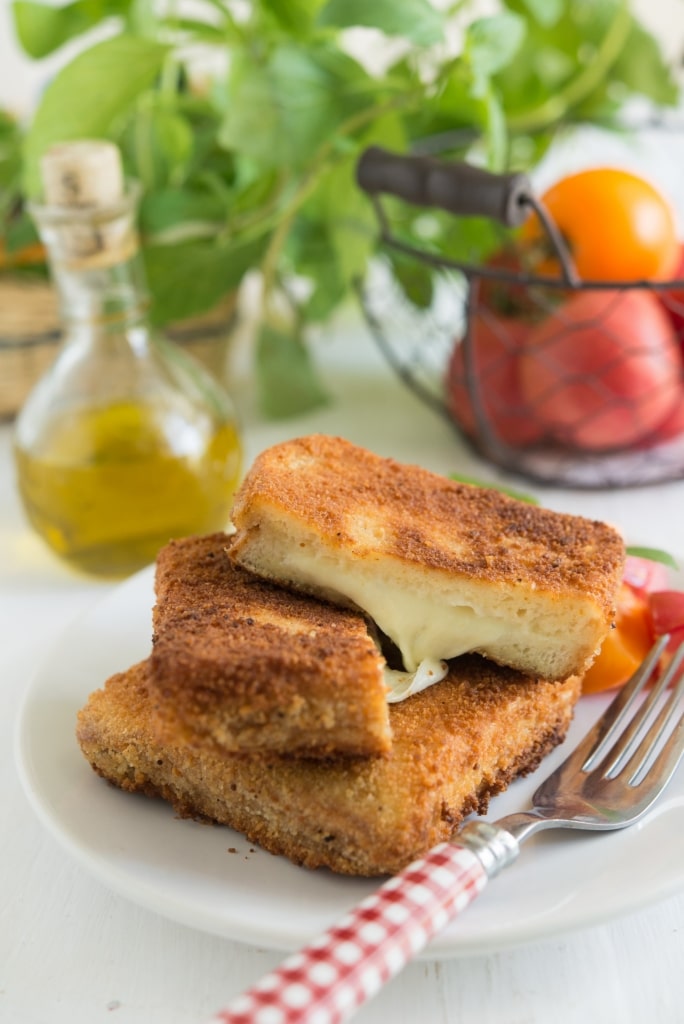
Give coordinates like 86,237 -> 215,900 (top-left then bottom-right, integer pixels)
662,624 -> 684,654
581,583 -> 654,694
647,591 -> 684,635
622,555 -> 670,595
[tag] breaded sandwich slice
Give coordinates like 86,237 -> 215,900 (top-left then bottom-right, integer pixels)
149,534 -> 391,758
227,435 -> 625,684
76,657 -> 581,877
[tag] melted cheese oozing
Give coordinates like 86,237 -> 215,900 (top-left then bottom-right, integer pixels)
276,545 -> 508,676
384,659 -> 448,703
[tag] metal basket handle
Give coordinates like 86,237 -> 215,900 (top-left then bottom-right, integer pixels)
356,146 -> 533,228
356,146 -> 579,284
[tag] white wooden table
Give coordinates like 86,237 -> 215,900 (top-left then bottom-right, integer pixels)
2,317 -> 683,1024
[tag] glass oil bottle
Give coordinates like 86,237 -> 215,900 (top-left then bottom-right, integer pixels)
13,140 -> 243,576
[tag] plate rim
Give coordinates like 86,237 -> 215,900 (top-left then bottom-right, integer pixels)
14,562 -> 684,958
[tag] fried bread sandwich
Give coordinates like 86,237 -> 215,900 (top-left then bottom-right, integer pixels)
148,534 -> 391,758
75,438 -> 624,877
77,653 -> 581,876
227,434 -> 625,685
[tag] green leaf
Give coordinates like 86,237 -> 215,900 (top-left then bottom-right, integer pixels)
482,85 -> 507,171
513,0 -> 563,28
389,253 -> 434,309
465,13 -> 526,98
164,17 -> 227,44
308,160 -> 374,285
317,0 -> 444,46
219,43 -> 373,170
151,110 -> 194,176
611,19 -> 679,106
12,0 -> 132,59
5,211 -> 40,253
625,547 -> 679,571
23,33 -> 169,196
449,473 -> 540,504
261,0 -> 325,35
144,234 -> 268,326
256,322 -> 330,418
139,188 -> 225,238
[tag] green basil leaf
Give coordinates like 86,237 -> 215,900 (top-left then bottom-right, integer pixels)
256,322 -> 330,418
12,0 -> 132,59
317,0 -> 444,46
152,110 -> 193,174
139,188 -> 225,238
513,0 -> 564,28
465,13 -> 526,97
23,34 -> 169,196
261,0 -> 325,34
163,17 -> 227,43
625,547 -> 679,570
5,212 -> 40,253
144,234 -> 267,326
449,473 -> 540,504
482,85 -> 507,171
390,253 -> 434,309
610,19 -> 679,106
219,43 -> 371,169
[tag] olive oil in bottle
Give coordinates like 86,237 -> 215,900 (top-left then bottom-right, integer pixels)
13,140 -> 243,576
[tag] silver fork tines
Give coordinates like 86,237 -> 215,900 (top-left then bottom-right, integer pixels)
598,642 -> 684,783
581,634 -> 669,773
522,638 -> 684,832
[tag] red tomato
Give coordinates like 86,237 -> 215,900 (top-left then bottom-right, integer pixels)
661,624 -> 684,654
474,246 -> 537,319
446,310 -> 542,448
521,167 -> 679,282
622,554 -> 670,595
648,591 -> 684,635
518,289 -> 682,451
647,589 -> 684,655
658,243 -> 684,341
638,395 -> 684,447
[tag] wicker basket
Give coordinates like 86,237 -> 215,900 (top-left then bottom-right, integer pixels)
0,277 -> 61,420
0,277 -> 238,420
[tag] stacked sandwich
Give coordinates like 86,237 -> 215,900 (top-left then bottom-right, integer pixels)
76,435 -> 625,876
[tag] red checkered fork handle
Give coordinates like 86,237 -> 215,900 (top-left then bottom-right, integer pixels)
210,837 -> 505,1024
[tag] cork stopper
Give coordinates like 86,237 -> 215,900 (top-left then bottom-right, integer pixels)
41,140 -> 124,209
38,140 -> 137,268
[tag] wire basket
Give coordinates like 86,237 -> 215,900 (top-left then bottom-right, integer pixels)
355,146 -> 684,489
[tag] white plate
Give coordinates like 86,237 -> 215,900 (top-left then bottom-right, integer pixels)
15,565 -> 684,958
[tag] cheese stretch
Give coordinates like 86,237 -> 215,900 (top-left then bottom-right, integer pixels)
275,544 -> 514,702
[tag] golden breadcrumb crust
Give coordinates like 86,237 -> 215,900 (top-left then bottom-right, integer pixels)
230,434 -> 624,609
76,657 -> 581,877
149,534 -> 391,758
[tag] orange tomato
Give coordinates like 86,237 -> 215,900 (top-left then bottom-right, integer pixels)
521,167 -> 679,282
581,583 -> 654,694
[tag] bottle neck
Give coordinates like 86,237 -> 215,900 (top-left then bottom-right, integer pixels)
29,182 -> 150,333
49,250 -> 150,331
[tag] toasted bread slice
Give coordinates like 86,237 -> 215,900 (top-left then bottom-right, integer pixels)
149,534 -> 391,758
227,434 -> 624,683
76,657 -> 581,876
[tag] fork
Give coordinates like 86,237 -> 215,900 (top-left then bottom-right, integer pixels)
210,637 -> 684,1024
